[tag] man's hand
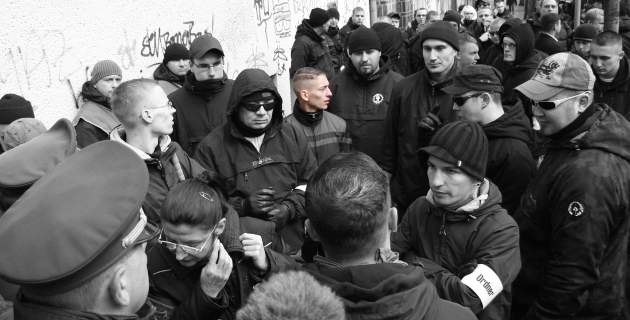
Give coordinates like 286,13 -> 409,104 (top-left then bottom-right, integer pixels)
247,188 -> 276,217
239,233 -> 269,271
479,31 -> 490,42
267,203 -> 292,229
418,112 -> 443,132
199,241 -> 233,298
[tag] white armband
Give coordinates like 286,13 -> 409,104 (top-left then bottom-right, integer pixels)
294,184 -> 307,192
461,264 -> 503,309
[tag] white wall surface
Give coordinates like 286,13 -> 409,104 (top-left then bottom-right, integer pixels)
1,0 -> 369,127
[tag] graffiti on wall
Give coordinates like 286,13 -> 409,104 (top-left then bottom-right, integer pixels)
140,21 -> 211,58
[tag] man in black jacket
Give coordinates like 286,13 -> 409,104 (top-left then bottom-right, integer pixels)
513,52 -> 630,319
290,8 -> 334,80
445,64 -> 535,215
591,31 -> 630,119
534,13 -> 564,55
329,27 -> 403,165
169,34 -> 234,155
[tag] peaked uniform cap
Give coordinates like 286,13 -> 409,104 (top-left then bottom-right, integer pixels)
0,141 -> 157,295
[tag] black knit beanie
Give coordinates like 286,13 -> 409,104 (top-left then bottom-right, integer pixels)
163,43 -> 190,64
573,24 -> 598,41
347,27 -> 382,53
443,10 -> 461,25
0,94 -> 34,125
419,120 -> 488,180
327,8 -> 340,20
421,21 -> 460,51
309,8 -> 330,28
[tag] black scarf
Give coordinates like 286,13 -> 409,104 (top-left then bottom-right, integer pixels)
153,63 -> 185,85
327,26 -> 340,37
549,104 -> 598,142
80,81 -> 111,109
183,71 -> 227,99
293,101 -> 323,127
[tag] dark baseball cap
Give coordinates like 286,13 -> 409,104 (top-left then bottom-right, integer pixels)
189,34 -> 224,59
0,141 -> 158,295
443,64 -> 504,96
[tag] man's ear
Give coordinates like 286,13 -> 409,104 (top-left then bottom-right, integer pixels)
388,207 -> 398,233
141,109 -> 153,124
298,89 -> 310,102
305,219 -> 320,242
214,217 -> 227,236
108,264 -> 130,307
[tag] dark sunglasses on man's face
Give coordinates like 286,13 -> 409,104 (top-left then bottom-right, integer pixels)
531,92 -> 587,110
453,92 -> 484,106
242,101 -> 275,112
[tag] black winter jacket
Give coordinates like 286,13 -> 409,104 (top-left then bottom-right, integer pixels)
289,20 -> 335,80
194,69 -> 317,254
329,60 -> 403,165
594,56 -> 630,120
169,72 -> 234,155
381,65 -> 458,212
392,180 -> 521,320
534,33 -> 564,56
512,104 -> 630,320
483,105 -> 536,215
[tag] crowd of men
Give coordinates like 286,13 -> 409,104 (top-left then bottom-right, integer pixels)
1,0 -> 630,319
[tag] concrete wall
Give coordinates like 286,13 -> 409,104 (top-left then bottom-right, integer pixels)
0,0 -> 369,127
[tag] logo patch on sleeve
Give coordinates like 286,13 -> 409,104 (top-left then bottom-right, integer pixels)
461,264 -> 503,309
568,201 -> 584,217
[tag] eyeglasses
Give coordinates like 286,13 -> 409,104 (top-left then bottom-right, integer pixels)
158,224 -> 217,256
242,101 -> 275,112
453,92 -> 485,106
192,60 -> 223,70
531,92 -> 588,110
146,101 -> 175,112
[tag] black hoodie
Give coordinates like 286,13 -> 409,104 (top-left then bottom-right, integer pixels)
594,56 -> 630,120
372,22 -> 411,76
482,103 -> 536,215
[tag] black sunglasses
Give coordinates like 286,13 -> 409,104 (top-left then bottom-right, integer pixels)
242,101 -> 275,112
531,92 -> 587,110
453,92 -> 484,106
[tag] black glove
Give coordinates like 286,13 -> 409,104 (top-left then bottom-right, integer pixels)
267,202 -> 293,230
246,188 -> 276,218
456,259 -> 478,278
418,111 -> 443,132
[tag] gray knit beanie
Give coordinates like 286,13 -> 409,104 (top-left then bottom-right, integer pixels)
90,60 -> 122,84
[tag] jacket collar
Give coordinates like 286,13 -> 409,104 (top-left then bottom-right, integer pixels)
110,128 -> 171,160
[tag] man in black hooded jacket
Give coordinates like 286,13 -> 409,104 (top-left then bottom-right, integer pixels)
290,8 -> 335,80
169,35 -> 234,155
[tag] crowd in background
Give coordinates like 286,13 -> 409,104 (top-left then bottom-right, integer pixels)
1,0 -> 630,319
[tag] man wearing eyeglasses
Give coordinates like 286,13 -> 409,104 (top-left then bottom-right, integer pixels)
511,52 -> 630,319
444,64 -> 535,215
110,79 -> 205,225
195,68 -> 317,255
169,34 -> 234,155
0,141 -> 160,319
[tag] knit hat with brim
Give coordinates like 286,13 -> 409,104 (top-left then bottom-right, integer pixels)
419,120 -> 488,180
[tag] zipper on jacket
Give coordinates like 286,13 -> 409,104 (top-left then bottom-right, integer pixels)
439,213 -> 447,237
244,172 -> 248,184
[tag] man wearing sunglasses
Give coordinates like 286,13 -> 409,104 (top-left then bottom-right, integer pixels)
0,141 -> 160,319
444,64 -> 535,215
169,34 -> 234,155
511,52 -> 630,319
195,68 -> 317,255
110,79 -> 205,225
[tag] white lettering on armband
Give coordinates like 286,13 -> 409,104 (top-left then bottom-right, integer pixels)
461,264 -> 503,309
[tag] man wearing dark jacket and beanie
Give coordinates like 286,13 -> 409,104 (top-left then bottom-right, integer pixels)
195,68 -> 317,255
591,31 -> 630,119
512,52 -> 630,319
445,64 -> 535,215
323,8 -> 343,75
73,60 -> 123,148
372,22 -> 411,75
495,23 -> 547,119
391,121 -> 521,320
329,27 -> 403,165
382,21 -> 459,213
110,79 -> 205,225
169,35 -> 234,155
296,151 -> 476,320
153,43 -> 190,95
290,8 -> 335,80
